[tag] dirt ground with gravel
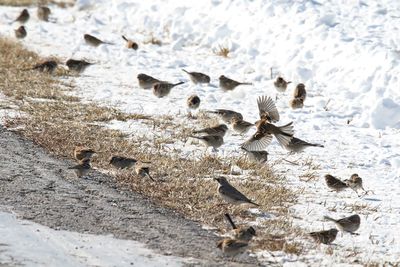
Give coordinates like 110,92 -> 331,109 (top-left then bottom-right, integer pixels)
0,126 -> 260,267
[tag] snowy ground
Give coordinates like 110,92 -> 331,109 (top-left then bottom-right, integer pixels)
1,0 -> 399,265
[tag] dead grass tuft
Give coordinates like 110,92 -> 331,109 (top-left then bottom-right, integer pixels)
213,45 -> 230,58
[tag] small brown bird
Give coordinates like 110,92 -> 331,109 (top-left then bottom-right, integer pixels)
257,95 -> 280,123
74,146 -> 96,161
14,26 -> 27,39
182,69 -> 210,84
219,75 -> 252,91
214,176 -> 259,206
293,83 -> 307,100
190,135 -> 224,150
68,159 -> 91,178
193,124 -> 228,137
274,77 -> 291,92
324,214 -> 361,234
152,81 -> 184,98
66,59 -> 93,73
84,34 -> 112,47
241,147 -> 268,164
309,228 -> 338,245
344,174 -> 367,195
15,9 -> 29,24
37,6 -> 51,21
137,73 -> 161,89
284,137 -> 324,153
109,156 -> 137,169
28,60 -> 58,73
207,109 -> 243,123
122,35 -> 138,50
224,213 -> 256,241
289,98 -> 304,109
325,174 -> 349,192
230,117 -> 254,134
217,238 -> 249,257
187,95 -> 200,110
135,163 -> 155,182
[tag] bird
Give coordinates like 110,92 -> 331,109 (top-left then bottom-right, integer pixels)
217,238 -> 249,257
206,109 -> 243,123
293,83 -> 307,100
230,117 -> 254,135
122,35 -> 138,50
74,146 -> 96,161
15,9 -> 29,24
84,34 -> 112,47
68,159 -> 91,178
66,59 -> 93,73
289,98 -> 304,109
309,228 -> 338,245
135,163 -> 155,182
37,6 -> 51,21
325,174 -> 349,192
323,214 -> 361,234
219,75 -> 252,91
27,60 -> 58,73
190,135 -> 224,150
14,26 -> 26,39
182,69 -> 210,84
257,95 -> 280,123
152,81 -> 184,98
224,213 -> 256,241
284,137 -> 324,153
274,77 -> 291,92
241,147 -> 268,164
214,176 -> 259,206
187,95 -> 200,110
109,156 -> 137,169
137,73 -> 161,89
344,174 -> 367,195
193,124 -> 228,137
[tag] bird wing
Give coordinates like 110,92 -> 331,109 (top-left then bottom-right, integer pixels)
257,96 -> 280,122
219,184 -> 252,203
241,132 -> 272,151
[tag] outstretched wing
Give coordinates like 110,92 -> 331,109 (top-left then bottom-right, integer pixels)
257,96 -> 279,122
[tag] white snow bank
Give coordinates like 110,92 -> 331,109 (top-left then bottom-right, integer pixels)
370,98 -> 400,129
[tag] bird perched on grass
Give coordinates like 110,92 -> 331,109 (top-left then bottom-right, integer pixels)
284,136 -> 324,153
344,174 -> 367,196
15,9 -> 29,24
152,81 -> 184,98
207,109 -> 243,123
214,177 -> 259,206
68,159 -> 91,178
309,228 -> 338,245
37,6 -> 51,21
182,69 -> 210,84
187,95 -> 200,110
122,35 -> 138,50
14,26 -> 26,39
84,34 -> 113,47
230,117 -> 254,135
241,147 -> 268,164
273,76 -> 291,92
324,214 -> 360,234
66,59 -> 93,73
135,163 -> 155,181
325,174 -> 349,192
74,146 -> 96,161
219,75 -> 252,91
26,60 -> 58,74
217,238 -> 249,257
109,156 -> 137,169
137,73 -> 161,89
193,124 -> 228,137
190,135 -> 224,151
224,213 -> 256,241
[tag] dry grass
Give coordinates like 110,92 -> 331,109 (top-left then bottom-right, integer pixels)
213,45 -> 230,58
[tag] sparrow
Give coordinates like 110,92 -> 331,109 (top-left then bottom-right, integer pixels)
206,109 -> 243,123
309,228 -> 338,245
323,214 -> 361,234
217,238 -> 249,257
14,26 -> 27,39
15,9 -> 29,24
74,146 -> 96,161
109,156 -> 137,169
27,60 -> 58,73
289,98 -> 304,109
257,95 -> 280,123
122,35 -> 138,50
68,159 -> 91,178
182,69 -> 210,84
193,124 -> 228,137
84,34 -> 113,47
230,117 -> 254,134
224,213 -> 256,241
241,146 -> 268,164
344,174 -> 367,195
187,95 -> 200,110
325,174 -> 349,192
137,73 -> 161,89
152,81 -> 184,98
214,176 -> 259,206
219,75 -> 252,91
274,77 -> 291,92
66,59 -> 93,73
284,137 -> 324,153
190,135 -> 224,150
37,6 -> 51,21
293,83 -> 307,100
135,163 -> 155,181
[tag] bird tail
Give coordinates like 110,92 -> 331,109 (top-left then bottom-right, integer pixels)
145,172 -> 155,182
249,201 -> 260,207
308,143 -> 324,148
122,35 -> 128,42
189,135 -> 203,140
224,213 -> 237,229
239,82 -> 252,86
323,215 -> 337,222
173,81 -> 185,87
274,122 -> 294,147
182,69 -> 189,74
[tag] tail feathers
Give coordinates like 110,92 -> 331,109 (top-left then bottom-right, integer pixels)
287,81 -> 292,84
239,82 -> 252,86
275,134 -> 292,147
278,122 -> 294,136
122,35 -> 128,42
182,69 -> 189,74
323,216 -> 337,222
190,135 -> 203,140
309,143 -> 324,148
174,81 -> 185,86
146,172 -> 155,182
224,213 -> 237,229
249,200 -> 260,206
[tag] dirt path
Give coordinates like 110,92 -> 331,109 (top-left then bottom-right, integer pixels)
0,126 -> 259,267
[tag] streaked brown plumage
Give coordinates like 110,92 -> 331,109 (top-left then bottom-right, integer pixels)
224,213 -> 256,241
325,174 -> 348,192
15,9 -> 29,23
257,95 -> 280,123
74,146 -> 96,161
241,146 -> 268,164
187,95 -> 200,110
214,176 -> 259,206
217,238 -> 249,257
29,60 -> 58,73
193,124 -> 228,137
109,156 -> 137,169
14,26 -> 27,39
293,83 -> 307,100
190,135 -> 224,150
309,228 -> 338,245
84,34 -> 112,47
289,98 -> 304,109
68,159 -> 91,178
231,117 -> 254,134
219,75 -> 252,91
344,174 -> 367,195
122,35 -> 138,50
284,137 -> 324,153
182,69 -> 210,84
66,59 -> 93,73
274,76 -> 291,92
152,81 -> 184,98
137,73 -> 161,89
206,109 -> 243,123
37,6 -> 51,21
324,214 -> 360,234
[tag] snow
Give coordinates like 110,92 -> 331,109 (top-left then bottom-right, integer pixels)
1,0 -> 400,265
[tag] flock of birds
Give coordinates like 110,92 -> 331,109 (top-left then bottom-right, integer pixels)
12,6 -> 369,258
